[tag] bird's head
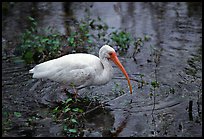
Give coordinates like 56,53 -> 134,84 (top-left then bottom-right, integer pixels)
99,45 -> 133,94
99,45 -> 116,59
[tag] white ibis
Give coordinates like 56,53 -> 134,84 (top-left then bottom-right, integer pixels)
29,45 -> 132,95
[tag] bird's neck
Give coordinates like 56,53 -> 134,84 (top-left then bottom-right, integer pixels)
94,58 -> 113,85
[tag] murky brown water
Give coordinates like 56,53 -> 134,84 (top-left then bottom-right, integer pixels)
2,2 -> 202,137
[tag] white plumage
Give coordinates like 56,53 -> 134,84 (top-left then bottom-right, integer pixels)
29,45 -> 132,93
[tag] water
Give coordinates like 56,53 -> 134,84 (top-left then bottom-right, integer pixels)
2,2 -> 202,137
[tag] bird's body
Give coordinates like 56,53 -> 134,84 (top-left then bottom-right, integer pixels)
29,45 -> 132,93
30,53 -> 113,89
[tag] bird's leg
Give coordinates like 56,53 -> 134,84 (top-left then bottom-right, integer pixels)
70,83 -> 79,99
60,84 -> 69,95
72,86 -> 78,99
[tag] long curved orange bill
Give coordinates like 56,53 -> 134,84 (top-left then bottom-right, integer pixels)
110,52 -> 133,94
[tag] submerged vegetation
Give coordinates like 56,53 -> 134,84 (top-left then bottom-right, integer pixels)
52,96 -> 84,137
51,92 -> 103,137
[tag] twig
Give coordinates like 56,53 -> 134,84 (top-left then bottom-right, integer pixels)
78,100 -> 109,117
78,92 -> 130,117
189,100 -> 193,121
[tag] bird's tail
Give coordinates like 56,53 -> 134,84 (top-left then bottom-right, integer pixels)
29,69 -> 34,73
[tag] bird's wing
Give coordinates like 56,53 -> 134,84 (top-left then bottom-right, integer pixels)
49,66 -> 95,87
30,54 -> 102,87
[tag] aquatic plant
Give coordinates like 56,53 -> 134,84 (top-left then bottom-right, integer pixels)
2,111 -> 12,134
50,90 -> 104,137
66,20 -> 94,53
112,82 -> 126,97
16,16 -> 64,64
133,35 -> 151,63
16,16 -> 99,64
51,96 -> 84,137
16,15 -> 149,64
111,31 -> 133,55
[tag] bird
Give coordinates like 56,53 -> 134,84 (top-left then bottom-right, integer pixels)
29,45 -> 132,96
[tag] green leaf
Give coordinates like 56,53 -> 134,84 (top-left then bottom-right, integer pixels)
53,106 -> 59,113
97,16 -> 101,21
28,16 -> 35,21
71,118 -> 78,123
52,34 -> 58,37
79,109 -> 84,113
72,108 -> 79,112
31,27 -> 35,32
169,88 -> 175,94
87,39 -> 93,43
3,111 -> 7,116
68,37 -> 74,44
63,125 -> 68,131
64,98 -> 73,104
23,50 -> 33,64
97,24 -> 103,30
151,81 -> 159,88
37,47 -> 44,53
140,74 -> 144,78
85,34 -> 91,37
72,108 -> 83,113
144,35 -> 150,41
41,38 -> 49,43
68,129 -> 77,133
28,118 -> 33,122
63,106 -> 71,113
32,21 -> 37,26
14,112 -> 22,117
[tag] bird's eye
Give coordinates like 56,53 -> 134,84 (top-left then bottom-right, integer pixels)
109,52 -> 113,56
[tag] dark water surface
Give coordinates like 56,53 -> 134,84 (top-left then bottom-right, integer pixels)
2,2 -> 202,137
